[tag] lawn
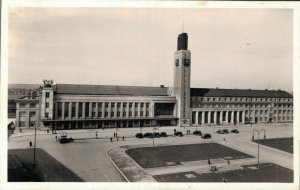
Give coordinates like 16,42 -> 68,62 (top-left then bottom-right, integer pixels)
253,137 -> 293,154
153,163 -> 293,182
126,143 -> 254,168
8,148 -> 83,182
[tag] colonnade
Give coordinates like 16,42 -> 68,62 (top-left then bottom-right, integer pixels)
192,110 -> 245,125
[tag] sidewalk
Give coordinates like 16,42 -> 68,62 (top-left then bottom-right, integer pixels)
145,158 -> 258,176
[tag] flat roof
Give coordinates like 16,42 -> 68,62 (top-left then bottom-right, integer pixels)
190,88 -> 292,98
54,84 -> 169,96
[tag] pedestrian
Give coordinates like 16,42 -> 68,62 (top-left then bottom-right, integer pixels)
55,135 -> 57,140
29,141 -> 32,147
116,133 -> 118,137
114,132 -> 115,137
123,136 -> 125,141
96,133 -> 98,139
117,137 -> 119,141
208,158 -> 211,165
110,137 -> 112,142
227,160 -> 230,164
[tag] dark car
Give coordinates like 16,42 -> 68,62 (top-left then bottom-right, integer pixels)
135,133 -> 144,138
202,133 -> 212,139
160,132 -> 167,137
216,130 -> 222,134
193,130 -> 202,136
174,131 -> 183,137
59,136 -> 73,144
231,129 -> 239,133
144,132 -> 153,138
222,129 -> 229,134
153,132 -> 161,138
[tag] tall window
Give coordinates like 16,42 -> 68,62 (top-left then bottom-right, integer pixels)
57,102 -> 62,118
29,112 -> 36,117
65,102 -> 69,118
30,103 -> 36,108
78,103 -> 83,117
46,92 -> 50,98
72,103 -> 76,117
46,103 -> 49,108
19,112 -> 26,118
85,102 -> 90,117
20,103 -> 26,108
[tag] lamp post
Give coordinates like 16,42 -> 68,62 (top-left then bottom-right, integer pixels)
33,123 -> 37,166
252,129 -> 266,165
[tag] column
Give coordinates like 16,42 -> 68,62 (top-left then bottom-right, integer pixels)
231,111 -> 234,124
137,103 -> 141,117
242,111 -> 245,124
55,102 -> 58,119
75,102 -> 79,119
208,111 -> 211,124
82,102 -> 86,118
195,111 -> 199,125
237,111 -> 240,124
89,102 -> 92,118
95,102 -> 99,117
214,111 -> 217,124
143,102 -> 146,117
108,102 -> 111,118
114,102 -> 117,118
201,111 -> 205,124
68,102 -> 72,119
62,102 -> 65,119
220,111 -> 223,125
225,111 -> 228,124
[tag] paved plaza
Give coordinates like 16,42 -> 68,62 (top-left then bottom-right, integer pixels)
8,123 -> 293,182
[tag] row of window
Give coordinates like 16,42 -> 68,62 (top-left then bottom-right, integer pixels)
19,103 -> 37,108
19,111 -> 36,117
19,121 -> 36,127
192,97 -> 292,102
192,103 -> 292,108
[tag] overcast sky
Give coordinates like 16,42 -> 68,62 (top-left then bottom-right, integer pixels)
9,8 -> 293,91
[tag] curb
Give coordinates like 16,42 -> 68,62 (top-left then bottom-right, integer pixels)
106,150 -> 130,182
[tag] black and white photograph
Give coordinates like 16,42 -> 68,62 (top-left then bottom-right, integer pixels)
1,1 -> 299,190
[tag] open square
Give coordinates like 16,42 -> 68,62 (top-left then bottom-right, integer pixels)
126,143 -> 254,168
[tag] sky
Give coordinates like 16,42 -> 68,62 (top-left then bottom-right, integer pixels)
8,8 -> 293,91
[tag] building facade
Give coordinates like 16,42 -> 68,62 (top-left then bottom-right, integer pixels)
15,33 -> 293,129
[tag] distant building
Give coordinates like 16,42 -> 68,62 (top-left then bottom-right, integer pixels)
14,33 -> 293,130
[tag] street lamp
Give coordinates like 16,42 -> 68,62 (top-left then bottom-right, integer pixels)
252,129 -> 266,165
33,122 -> 37,166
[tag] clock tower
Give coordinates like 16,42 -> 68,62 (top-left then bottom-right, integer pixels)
173,33 -> 191,126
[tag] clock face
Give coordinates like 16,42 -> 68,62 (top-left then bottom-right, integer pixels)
184,59 -> 190,66
175,59 -> 179,66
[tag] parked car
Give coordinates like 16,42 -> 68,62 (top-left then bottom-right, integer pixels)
174,131 -> 183,137
59,136 -> 73,144
202,133 -> 212,139
231,129 -> 239,133
216,130 -> 222,134
144,132 -> 153,138
160,132 -> 167,137
193,130 -> 202,136
135,133 -> 144,138
222,129 -> 229,134
153,132 -> 161,138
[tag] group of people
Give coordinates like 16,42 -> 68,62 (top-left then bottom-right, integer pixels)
110,133 -> 125,142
